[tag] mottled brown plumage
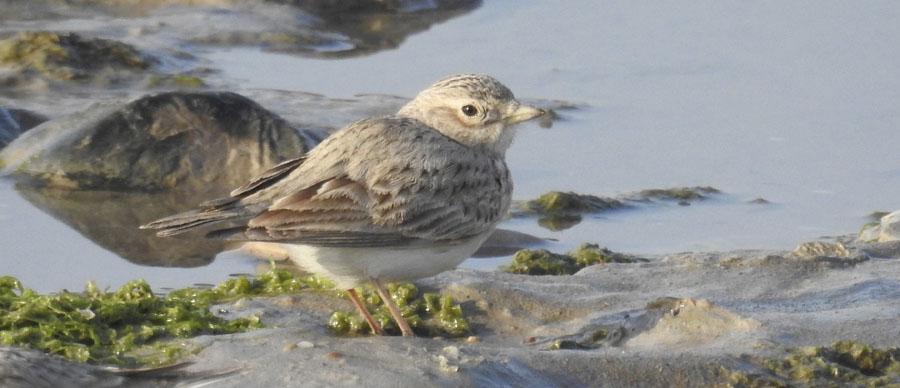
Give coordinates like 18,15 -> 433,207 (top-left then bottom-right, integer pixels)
142,74 -> 545,336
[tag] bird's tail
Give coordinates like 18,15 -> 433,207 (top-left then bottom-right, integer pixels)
140,200 -> 254,237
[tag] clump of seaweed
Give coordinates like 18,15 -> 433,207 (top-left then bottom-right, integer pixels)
328,283 -> 469,338
0,31 -> 153,81
522,191 -> 625,215
515,187 -> 721,231
145,74 -> 206,89
729,341 -> 900,386
0,268 -> 326,367
502,243 -> 643,275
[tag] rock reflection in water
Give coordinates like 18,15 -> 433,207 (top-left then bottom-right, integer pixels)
2,0 -> 482,60
298,0 -> 483,58
15,182 -> 546,268
15,183 -> 234,267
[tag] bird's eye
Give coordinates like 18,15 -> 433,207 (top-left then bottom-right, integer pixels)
461,104 -> 478,117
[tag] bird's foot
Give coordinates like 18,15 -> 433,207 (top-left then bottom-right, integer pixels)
346,288 -> 384,335
372,278 -> 415,337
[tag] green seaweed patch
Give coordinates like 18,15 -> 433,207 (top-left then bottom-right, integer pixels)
328,283 -> 469,337
145,74 -> 206,89
731,341 -> 900,386
0,268 -> 329,367
516,187 -> 721,230
0,31 -> 153,81
502,249 -> 578,276
521,191 -> 625,215
503,243 -> 643,275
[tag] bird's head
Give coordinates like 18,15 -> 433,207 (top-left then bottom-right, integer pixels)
398,74 -> 545,154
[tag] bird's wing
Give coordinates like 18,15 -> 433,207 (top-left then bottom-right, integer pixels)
139,156 -> 307,237
144,117 -> 509,247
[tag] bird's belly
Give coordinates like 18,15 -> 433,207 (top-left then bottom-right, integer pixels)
269,235 -> 489,289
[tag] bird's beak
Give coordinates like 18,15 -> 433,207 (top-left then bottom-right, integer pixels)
504,103 -> 545,125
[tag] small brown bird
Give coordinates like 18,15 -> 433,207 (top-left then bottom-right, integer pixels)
142,74 -> 545,336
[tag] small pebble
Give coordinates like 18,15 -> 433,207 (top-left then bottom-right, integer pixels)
465,336 -> 480,344
283,343 -> 297,352
325,351 -> 343,360
442,346 -> 460,359
297,341 -> 314,349
523,336 -> 536,344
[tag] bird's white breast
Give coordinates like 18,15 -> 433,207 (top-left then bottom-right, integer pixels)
263,233 -> 490,289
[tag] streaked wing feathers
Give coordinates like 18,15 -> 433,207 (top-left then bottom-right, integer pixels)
230,156 -> 306,198
145,117 -> 511,247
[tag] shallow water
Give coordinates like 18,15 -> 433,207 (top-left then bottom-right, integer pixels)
0,179 -> 258,291
206,0 -> 900,253
2,0 -> 900,291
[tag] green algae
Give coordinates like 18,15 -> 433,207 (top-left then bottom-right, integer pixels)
521,186 -> 721,216
503,243 -> 643,275
328,283 -> 470,337
729,341 -> 900,387
0,268 -> 328,367
0,31 -> 152,82
517,187 -> 721,230
503,249 -> 579,276
522,191 -> 624,215
146,74 -> 206,89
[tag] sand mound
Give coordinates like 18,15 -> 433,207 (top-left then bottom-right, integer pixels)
627,298 -> 760,348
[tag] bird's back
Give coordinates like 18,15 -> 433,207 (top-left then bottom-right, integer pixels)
142,116 -> 512,247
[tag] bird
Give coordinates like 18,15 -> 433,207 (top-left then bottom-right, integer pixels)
141,74 -> 545,336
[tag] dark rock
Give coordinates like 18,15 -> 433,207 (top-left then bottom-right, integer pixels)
0,91 -> 309,193
271,0 -> 428,14
1,92 -> 311,266
626,186 -> 720,203
0,107 -> 47,148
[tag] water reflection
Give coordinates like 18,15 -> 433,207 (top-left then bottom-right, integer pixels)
14,181 -> 543,269
15,183 -> 234,267
306,0 -> 483,58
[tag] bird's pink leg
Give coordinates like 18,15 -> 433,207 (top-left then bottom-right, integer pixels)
372,279 -> 415,337
347,288 -> 383,335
